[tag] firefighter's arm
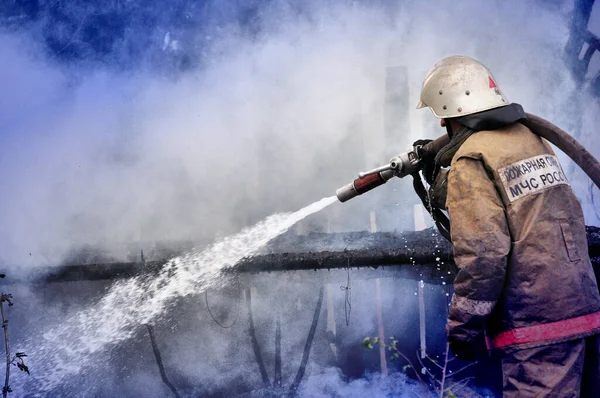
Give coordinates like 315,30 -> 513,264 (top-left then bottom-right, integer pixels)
446,156 -> 511,359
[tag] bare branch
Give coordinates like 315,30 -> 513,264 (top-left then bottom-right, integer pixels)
446,376 -> 475,394
415,353 -> 440,394
392,349 -> 427,387
446,361 -> 478,378
438,344 -> 450,398
424,354 -> 444,370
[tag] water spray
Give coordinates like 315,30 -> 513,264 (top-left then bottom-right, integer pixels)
20,197 -> 338,395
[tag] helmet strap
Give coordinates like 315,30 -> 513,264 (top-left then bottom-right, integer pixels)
444,119 -> 454,138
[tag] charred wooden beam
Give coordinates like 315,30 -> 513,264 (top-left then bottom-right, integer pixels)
229,248 -> 451,274
40,261 -> 165,283
146,324 -> 182,398
289,286 -> 324,394
6,227 -> 599,285
246,288 -> 271,388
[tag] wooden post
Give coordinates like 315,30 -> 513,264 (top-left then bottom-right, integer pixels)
296,220 -> 304,236
326,284 -> 337,359
383,65 -> 415,231
419,280 -> 426,359
375,278 -> 388,376
274,313 -> 282,387
371,209 -> 387,375
415,204 -> 427,358
414,204 -> 428,231
369,211 -> 377,233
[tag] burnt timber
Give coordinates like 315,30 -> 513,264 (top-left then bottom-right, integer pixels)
9,226 -> 600,285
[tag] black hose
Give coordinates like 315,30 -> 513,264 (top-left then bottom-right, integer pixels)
417,112 -> 600,241
422,113 -> 600,191
411,172 -> 451,242
204,277 -> 240,329
522,113 -> 600,190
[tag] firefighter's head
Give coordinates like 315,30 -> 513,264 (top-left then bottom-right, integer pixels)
417,56 -> 510,136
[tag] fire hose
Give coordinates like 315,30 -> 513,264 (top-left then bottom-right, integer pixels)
521,113 -> 600,190
336,113 -> 600,239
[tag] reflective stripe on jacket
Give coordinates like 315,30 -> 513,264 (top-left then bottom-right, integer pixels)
446,123 -> 600,353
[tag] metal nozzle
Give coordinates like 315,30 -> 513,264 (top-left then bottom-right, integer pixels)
389,149 -> 421,178
358,163 -> 398,179
336,183 -> 358,203
336,169 -> 395,203
336,134 -> 450,204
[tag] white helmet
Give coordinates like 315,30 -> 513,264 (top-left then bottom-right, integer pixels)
416,56 -> 509,118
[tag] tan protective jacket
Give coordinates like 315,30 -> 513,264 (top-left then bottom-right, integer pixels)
446,123 -> 600,353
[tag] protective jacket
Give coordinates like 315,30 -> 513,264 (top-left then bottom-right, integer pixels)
445,122 -> 600,354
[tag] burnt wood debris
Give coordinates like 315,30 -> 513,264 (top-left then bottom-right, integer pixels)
6,227 -> 600,285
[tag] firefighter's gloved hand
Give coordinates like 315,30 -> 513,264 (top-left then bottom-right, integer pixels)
413,139 -> 433,147
448,337 -> 477,361
448,333 -> 488,361
413,139 -> 438,185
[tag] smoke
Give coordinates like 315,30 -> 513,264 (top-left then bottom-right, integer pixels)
0,0 -> 585,270
7,268 -> 458,397
1,3 -> 591,397
296,368 -> 427,397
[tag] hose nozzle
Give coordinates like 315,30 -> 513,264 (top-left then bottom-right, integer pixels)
336,169 -> 395,202
335,146 -> 422,203
335,134 -> 451,203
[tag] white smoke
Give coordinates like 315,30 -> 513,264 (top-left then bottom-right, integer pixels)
1,0 -> 587,271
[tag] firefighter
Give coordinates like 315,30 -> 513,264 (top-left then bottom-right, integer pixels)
416,56 -> 600,397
